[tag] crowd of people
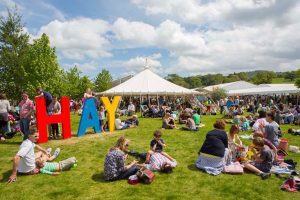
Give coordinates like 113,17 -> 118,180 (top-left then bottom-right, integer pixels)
1,89 -> 299,188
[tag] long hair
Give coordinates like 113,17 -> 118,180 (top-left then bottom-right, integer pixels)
229,124 -> 239,137
110,136 -> 129,152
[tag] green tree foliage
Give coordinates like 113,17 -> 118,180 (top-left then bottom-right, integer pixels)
94,69 -> 113,92
251,71 -> 275,84
284,71 -> 297,81
210,88 -> 227,101
295,79 -> 300,88
0,8 -> 30,100
166,74 -> 189,88
201,74 -> 224,86
184,76 -> 202,89
61,66 -> 93,100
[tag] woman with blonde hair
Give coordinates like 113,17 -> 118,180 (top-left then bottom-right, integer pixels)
162,113 -> 176,129
104,136 -> 139,181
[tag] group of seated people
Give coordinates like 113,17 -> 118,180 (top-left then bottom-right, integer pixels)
104,130 -> 177,181
161,107 -> 201,131
196,111 -> 284,180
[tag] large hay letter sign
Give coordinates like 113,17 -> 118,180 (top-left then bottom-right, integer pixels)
36,96 -> 71,143
36,96 -> 121,143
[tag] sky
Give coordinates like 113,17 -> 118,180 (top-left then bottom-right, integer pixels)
0,0 -> 300,79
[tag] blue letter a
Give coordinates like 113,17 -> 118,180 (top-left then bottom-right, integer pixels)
77,98 -> 100,137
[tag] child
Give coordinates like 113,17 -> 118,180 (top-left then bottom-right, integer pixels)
145,130 -> 174,163
241,117 -> 250,131
243,137 -> 273,180
35,147 -> 61,162
36,157 -> 77,175
98,106 -> 106,133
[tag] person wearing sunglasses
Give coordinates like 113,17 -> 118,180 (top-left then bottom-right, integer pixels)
104,136 -> 139,181
7,127 -> 50,183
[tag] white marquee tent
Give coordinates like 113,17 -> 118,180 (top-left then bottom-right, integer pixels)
201,81 -> 300,96
98,67 -> 198,96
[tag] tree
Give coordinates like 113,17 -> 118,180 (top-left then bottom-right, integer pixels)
0,8 -> 30,100
165,74 -> 189,88
251,71 -> 274,84
295,79 -> 300,88
24,33 -> 64,98
184,76 -> 202,89
94,69 -> 112,92
210,88 -> 227,101
284,71 -> 297,81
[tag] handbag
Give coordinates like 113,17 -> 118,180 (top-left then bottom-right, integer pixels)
136,168 -> 155,184
223,162 -> 244,174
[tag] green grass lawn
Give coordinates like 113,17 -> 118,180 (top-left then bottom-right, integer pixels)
271,78 -> 295,84
1,113 -> 300,200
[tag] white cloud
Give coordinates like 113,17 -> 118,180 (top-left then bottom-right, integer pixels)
63,61 -> 99,72
34,18 -> 111,60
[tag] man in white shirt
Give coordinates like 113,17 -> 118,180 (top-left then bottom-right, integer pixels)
127,102 -> 135,116
7,128 -> 49,183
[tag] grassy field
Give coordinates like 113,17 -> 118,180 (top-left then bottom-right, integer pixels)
1,113 -> 300,200
271,78 -> 295,84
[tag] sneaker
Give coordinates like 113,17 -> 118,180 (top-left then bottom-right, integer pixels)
46,148 -> 52,155
53,148 -> 60,158
260,173 -> 271,180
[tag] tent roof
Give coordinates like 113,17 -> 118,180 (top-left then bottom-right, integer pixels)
203,81 -> 256,92
97,68 -> 197,96
228,84 -> 300,95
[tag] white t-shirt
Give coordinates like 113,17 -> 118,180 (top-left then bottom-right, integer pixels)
253,118 -> 268,132
115,118 -> 124,130
17,139 -> 36,173
128,104 -> 135,112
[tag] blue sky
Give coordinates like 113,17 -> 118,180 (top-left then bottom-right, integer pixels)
1,0 -> 300,79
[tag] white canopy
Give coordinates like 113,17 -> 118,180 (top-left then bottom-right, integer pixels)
202,81 -> 300,96
98,68 -> 197,96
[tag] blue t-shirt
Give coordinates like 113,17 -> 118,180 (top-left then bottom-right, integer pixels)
150,139 -> 165,152
226,100 -> 233,108
42,90 -> 52,102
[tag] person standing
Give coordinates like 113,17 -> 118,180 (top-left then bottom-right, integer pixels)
49,96 -> 61,139
36,88 -> 52,114
0,93 -> 11,134
127,101 -> 135,116
19,91 -> 34,140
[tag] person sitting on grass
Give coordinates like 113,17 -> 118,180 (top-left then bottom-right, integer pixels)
179,111 -> 189,124
263,112 -> 280,147
115,113 -> 133,130
252,131 -> 277,161
195,119 -> 229,175
182,117 -> 198,131
104,136 -> 139,181
243,137 -> 273,180
252,111 -> 268,133
145,130 -> 174,164
36,156 -> 77,175
7,127 -> 49,183
228,124 -> 243,162
124,115 -> 139,126
162,113 -> 176,129
192,109 -> 201,126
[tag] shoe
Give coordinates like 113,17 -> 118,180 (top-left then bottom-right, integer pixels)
46,148 -> 52,154
53,148 -> 60,158
260,173 -> 271,180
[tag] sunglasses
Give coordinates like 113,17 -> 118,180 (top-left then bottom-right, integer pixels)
125,144 -> 129,147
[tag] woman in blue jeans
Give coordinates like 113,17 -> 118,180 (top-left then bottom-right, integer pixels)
104,136 -> 140,181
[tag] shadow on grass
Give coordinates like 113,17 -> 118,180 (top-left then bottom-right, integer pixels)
187,164 -> 206,173
0,140 -> 21,146
91,172 -> 108,183
1,170 -> 12,183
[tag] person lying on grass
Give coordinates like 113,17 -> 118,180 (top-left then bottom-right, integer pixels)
243,137 -> 273,180
145,130 -> 174,164
138,152 -> 177,173
104,136 -> 140,181
115,113 -> 135,130
7,127 -> 49,183
35,157 -> 77,175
